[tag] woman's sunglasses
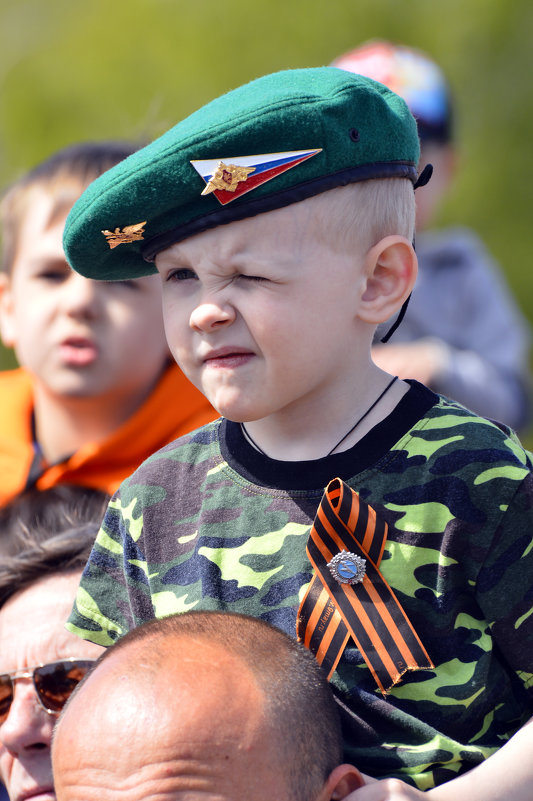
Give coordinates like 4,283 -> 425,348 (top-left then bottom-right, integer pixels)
0,658 -> 97,723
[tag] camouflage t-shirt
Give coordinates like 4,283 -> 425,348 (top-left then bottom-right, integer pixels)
68,382 -> 533,790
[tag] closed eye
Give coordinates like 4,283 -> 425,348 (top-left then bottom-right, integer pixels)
239,274 -> 267,282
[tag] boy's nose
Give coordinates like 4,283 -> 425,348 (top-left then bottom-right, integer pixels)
61,273 -> 101,318
189,300 -> 235,333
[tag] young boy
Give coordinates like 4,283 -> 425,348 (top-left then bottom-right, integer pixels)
0,142 -> 215,506
64,69 -> 533,797
332,41 -> 531,431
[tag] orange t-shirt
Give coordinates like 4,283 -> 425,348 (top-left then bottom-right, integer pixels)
0,365 -> 217,507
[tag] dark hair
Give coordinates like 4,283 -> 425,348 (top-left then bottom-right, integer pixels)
0,485 -> 109,607
89,611 -> 343,801
17,141 -> 140,186
1,140 -> 140,274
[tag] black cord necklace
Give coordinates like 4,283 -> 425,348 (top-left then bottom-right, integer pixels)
240,375 -> 399,458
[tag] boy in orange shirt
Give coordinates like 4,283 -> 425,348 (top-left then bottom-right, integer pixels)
0,142 -> 215,506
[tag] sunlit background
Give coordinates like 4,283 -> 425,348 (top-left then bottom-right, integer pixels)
1,0 -> 532,433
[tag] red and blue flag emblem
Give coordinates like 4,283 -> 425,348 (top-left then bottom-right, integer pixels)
190,149 -> 322,205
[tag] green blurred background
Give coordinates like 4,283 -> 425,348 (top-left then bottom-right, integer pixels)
1,0 -> 532,431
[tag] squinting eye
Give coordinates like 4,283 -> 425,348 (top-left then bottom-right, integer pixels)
240,274 -> 266,282
168,268 -> 198,281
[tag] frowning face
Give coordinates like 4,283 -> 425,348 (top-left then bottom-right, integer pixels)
155,200 -> 370,429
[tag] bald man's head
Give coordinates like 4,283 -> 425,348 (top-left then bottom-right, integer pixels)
52,612 -> 363,801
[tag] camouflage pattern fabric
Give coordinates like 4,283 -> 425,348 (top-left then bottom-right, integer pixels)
68,385 -> 533,790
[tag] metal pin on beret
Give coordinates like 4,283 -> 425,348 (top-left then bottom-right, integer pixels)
63,66 -> 420,282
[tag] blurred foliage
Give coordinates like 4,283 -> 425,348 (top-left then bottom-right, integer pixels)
1,0 -> 533,436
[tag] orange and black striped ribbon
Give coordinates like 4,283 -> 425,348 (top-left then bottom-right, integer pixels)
296,477 -> 433,694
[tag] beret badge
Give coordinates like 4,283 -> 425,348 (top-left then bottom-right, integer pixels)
201,162 -> 255,195
191,149 -> 322,206
101,221 -> 147,250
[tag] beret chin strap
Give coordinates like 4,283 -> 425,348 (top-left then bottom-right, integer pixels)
379,163 -> 433,343
380,295 -> 411,343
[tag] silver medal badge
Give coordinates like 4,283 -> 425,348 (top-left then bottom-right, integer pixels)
327,551 -> 366,585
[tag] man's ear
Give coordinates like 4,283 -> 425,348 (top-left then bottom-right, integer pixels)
316,763 -> 366,801
357,235 -> 417,325
0,273 -> 17,348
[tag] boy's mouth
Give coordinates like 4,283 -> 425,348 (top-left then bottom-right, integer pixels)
59,337 -> 99,367
202,347 -> 254,369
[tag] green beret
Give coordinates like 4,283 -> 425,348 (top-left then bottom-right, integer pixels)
64,67 -> 420,281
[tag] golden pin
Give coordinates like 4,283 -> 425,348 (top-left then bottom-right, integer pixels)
102,221 -> 147,249
201,162 -> 255,195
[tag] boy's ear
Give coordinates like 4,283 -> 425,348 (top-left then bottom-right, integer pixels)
357,235 -> 417,325
315,763 -> 366,801
0,273 -> 17,348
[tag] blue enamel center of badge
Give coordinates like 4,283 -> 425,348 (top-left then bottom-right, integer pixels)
337,557 -> 360,579
327,551 -> 366,585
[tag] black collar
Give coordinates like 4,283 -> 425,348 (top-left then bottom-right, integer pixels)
220,380 -> 437,491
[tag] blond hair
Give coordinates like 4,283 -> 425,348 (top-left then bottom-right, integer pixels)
307,177 -> 416,257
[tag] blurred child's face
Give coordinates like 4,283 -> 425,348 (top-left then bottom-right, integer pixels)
0,189 -> 169,405
155,201 -> 371,425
